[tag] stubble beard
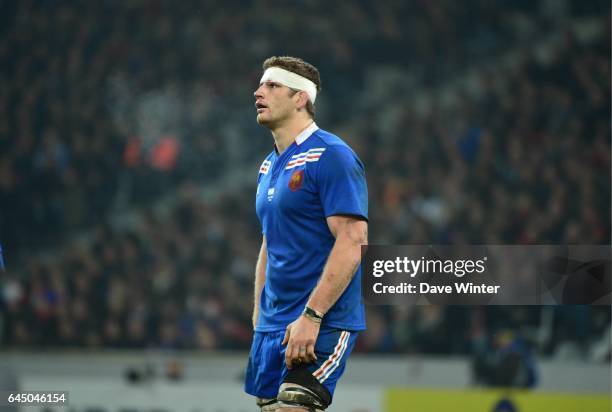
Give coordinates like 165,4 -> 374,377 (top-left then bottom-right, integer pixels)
257,108 -> 287,130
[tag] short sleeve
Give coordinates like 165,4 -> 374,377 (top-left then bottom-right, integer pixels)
317,145 -> 368,220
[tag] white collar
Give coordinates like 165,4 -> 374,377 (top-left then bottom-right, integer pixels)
295,122 -> 319,145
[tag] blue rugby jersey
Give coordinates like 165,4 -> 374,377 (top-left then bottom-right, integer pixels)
255,123 -> 368,332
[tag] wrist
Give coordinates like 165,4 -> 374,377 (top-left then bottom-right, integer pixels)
302,306 -> 325,324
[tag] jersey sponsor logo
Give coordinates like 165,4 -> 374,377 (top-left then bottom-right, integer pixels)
285,148 -> 326,170
259,160 -> 272,175
288,169 -> 304,192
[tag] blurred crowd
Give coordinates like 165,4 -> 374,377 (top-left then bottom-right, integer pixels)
363,30 -> 610,246
2,191 -> 258,350
0,1 -> 610,361
3,0 -> 606,256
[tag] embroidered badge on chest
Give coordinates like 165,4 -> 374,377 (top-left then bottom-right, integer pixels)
288,169 -> 304,192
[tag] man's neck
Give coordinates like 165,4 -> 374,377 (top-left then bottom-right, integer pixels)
271,117 -> 313,155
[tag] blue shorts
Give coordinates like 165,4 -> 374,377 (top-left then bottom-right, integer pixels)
244,327 -> 358,401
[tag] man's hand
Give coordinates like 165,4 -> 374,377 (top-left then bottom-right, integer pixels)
282,315 -> 320,369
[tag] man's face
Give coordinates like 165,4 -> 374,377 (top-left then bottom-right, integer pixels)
254,80 -> 298,128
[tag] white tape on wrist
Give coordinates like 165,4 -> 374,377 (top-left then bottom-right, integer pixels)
260,67 -> 317,103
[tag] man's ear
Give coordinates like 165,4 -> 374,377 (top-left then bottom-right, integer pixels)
295,91 -> 309,111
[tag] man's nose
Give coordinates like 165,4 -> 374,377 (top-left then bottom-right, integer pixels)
254,85 -> 264,99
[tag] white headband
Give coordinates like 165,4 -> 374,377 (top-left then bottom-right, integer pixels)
260,67 -> 318,104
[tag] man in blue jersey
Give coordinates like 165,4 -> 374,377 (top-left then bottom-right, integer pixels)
244,56 -> 368,412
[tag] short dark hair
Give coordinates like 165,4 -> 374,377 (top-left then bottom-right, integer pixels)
262,56 -> 321,117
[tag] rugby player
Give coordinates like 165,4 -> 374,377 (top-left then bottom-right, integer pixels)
244,56 -> 369,411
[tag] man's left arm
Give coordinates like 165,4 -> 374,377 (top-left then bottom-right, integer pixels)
282,215 -> 367,368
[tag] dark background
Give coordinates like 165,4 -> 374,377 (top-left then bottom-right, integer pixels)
0,0 -> 610,365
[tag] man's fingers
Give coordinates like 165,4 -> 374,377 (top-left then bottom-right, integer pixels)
298,345 -> 308,363
285,344 -> 295,369
306,343 -> 317,362
281,327 -> 290,346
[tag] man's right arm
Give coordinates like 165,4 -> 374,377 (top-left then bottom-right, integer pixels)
252,235 -> 267,329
